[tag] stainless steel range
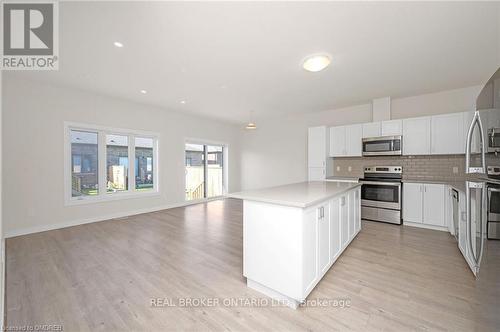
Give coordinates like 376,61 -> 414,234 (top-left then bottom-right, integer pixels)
360,166 -> 402,225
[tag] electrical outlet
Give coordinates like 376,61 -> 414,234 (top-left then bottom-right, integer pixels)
453,166 -> 458,174
336,166 -> 340,172
348,166 -> 352,172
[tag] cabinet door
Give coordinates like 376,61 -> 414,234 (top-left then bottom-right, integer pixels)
340,195 -> 349,248
308,167 -> 325,181
463,111 -> 480,153
329,126 -> 346,157
308,126 -> 326,168
403,117 -> 431,155
355,188 -> 361,233
381,120 -> 402,136
330,198 -> 342,262
303,208 -> 319,294
403,183 -> 423,223
431,113 -> 464,154
348,190 -> 355,239
318,204 -> 331,274
362,122 -> 381,138
346,124 -> 363,156
423,184 -> 446,226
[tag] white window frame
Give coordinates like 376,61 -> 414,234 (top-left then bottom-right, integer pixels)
64,122 -> 160,206
184,138 -> 228,202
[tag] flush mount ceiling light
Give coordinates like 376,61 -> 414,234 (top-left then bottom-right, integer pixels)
245,111 -> 257,130
180,100 -> 186,104
113,41 -> 124,48
302,54 -> 331,72
140,89 -> 147,94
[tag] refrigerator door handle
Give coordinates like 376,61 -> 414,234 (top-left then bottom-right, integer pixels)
466,181 -> 486,276
465,110 -> 486,174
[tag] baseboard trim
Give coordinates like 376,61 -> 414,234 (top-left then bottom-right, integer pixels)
403,221 -> 449,232
5,197 -> 225,238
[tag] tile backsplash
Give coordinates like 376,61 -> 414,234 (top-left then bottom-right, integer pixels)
332,155 -> 466,181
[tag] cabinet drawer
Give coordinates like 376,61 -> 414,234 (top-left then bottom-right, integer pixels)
362,206 -> 401,224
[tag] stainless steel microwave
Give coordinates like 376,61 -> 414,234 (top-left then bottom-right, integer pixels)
488,128 -> 500,152
362,135 -> 402,156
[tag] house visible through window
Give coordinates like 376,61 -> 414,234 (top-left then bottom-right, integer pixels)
67,125 -> 158,203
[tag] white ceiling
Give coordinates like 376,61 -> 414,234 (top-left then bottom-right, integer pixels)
9,1 -> 500,124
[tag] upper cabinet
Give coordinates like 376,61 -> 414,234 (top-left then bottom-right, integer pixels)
381,120 -> 402,136
329,124 -> 362,157
362,122 -> 381,138
403,117 -> 431,155
308,126 -> 328,168
430,113 -> 464,154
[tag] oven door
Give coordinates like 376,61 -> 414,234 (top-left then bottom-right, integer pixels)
362,136 -> 401,156
361,181 -> 401,210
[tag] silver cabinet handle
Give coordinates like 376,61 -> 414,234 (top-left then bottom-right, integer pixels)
466,181 -> 485,275
465,111 -> 486,174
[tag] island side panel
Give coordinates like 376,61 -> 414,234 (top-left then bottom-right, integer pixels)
243,200 -> 303,300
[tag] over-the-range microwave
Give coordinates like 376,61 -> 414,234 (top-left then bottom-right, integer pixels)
362,135 -> 402,156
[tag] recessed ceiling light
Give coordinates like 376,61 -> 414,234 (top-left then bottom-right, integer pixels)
302,54 -> 331,72
140,89 -> 147,94
114,41 -> 124,48
180,100 -> 186,104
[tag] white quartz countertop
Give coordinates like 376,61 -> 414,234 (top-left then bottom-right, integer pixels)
228,181 -> 362,208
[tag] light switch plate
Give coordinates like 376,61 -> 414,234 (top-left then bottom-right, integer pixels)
453,166 -> 458,174
336,166 -> 340,171
348,166 -> 352,172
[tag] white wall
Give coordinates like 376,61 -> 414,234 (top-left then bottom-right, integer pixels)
2,76 -> 241,237
240,85 -> 482,190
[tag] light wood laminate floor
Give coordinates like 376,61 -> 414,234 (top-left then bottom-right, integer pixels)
6,198 -> 500,331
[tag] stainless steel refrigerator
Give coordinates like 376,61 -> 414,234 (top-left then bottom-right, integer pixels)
461,67 -> 500,324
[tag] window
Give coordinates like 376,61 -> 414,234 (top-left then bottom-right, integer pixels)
71,130 -> 98,197
66,123 -> 158,204
106,134 -> 129,192
135,137 -> 154,191
185,142 -> 225,201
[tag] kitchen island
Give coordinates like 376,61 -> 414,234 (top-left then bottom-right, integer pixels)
229,181 -> 362,309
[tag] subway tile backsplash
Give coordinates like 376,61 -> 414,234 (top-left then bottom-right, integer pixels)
332,155 -> 466,181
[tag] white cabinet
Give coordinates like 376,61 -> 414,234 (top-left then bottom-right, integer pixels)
329,126 -> 346,156
354,188 -> 361,233
431,113 -> 464,154
329,124 -> 362,157
362,122 -> 381,138
403,182 -> 446,227
340,195 -> 349,247
308,126 -> 327,168
403,183 -> 424,223
346,124 -> 363,156
308,167 -> 326,181
348,190 -> 355,239
381,120 -> 402,136
330,198 -> 342,262
423,184 -> 446,226
308,126 -> 328,181
403,117 -> 431,155
317,203 -> 331,275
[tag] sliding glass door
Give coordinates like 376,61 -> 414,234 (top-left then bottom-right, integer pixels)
185,143 -> 224,200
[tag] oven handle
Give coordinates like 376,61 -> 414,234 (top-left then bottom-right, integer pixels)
360,181 -> 401,187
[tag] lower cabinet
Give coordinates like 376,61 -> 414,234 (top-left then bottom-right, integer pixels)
403,182 -> 445,227
302,187 -> 361,299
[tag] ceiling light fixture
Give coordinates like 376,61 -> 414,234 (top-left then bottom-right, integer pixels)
245,111 -> 257,130
113,41 -> 124,48
180,100 -> 186,104
140,89 -> 147,94
302,54 -> 331,72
